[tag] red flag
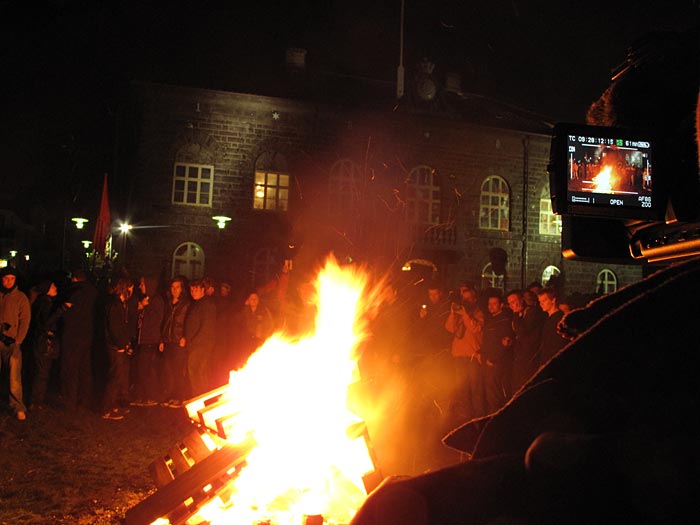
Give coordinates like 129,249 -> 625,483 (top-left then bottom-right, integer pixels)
93,173 -> 111,256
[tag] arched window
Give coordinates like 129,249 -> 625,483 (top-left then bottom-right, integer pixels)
541,265 -> 560,287
596,268 -> 618,295
254,152 -> 290,211
406,165 -> 440,225
539,187 -> 562,235
328,158 -> 361,217
252,248 -> 276,288
481,262 -> 505,290
479,176 -> 509,231
172,242 -> 204,280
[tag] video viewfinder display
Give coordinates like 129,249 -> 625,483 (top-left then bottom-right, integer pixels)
566,132 -> 653,211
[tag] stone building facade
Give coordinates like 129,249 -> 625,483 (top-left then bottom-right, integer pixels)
115,78 -> 642,302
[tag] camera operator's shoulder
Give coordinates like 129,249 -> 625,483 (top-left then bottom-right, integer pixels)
587,28 -> 699,129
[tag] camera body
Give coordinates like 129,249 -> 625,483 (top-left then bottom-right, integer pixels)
548,123 -> 666,222
547,122 -> 700,264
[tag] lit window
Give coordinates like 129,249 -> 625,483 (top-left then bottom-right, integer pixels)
481,262 -> 505,290
328,159 -> 361,217
172,242 -> 204,280
253,171 -> 290,211
541,265 -> 560,287
406,165 -> 441,224
539,188 -> 562,235
479,176 -> 509,231
172,163 -> 214,207
596,269 -> 618,295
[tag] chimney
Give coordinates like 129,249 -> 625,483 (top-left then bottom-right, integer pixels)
285,47 -> 307,70
445,72 -> 462,94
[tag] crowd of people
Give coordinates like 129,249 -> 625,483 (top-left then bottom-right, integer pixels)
1,262 -> 580,475
352,278 -> 577,474
0,266 -> 278,422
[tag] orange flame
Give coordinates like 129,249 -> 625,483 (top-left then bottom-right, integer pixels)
182,255 -> 385,525
592,165 -> 615,193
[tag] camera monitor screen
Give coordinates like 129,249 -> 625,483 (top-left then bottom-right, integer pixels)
550,124 -> 665,220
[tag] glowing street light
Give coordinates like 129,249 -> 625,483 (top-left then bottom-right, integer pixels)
119,223 -> 133,234
81,240 -> 93,249
71,217 -> 89,229
212,215 -> 232,229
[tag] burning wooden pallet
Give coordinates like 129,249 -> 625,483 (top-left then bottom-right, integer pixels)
125,387 -> 255,525
127,375 -> 384,525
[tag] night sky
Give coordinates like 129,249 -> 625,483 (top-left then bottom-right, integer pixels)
2,0 -> 698,218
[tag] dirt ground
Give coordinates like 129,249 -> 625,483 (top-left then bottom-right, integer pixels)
0,403 -> 193,525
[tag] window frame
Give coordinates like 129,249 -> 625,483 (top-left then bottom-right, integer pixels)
479,176 -> 510,231
172,162 -> 214,207
539,189 -> 562,236
253,170 -> 290,211
328,158 -> 362,217
596,268 -> 618,295
252,248 -> 276,288
405,165 -> 441,225
481,262 -> 505,290
541,265 -> 561,287
171,242 -> 205,280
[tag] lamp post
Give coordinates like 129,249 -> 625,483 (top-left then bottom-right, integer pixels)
81,240 -> 92,260
62,217 -> 90,270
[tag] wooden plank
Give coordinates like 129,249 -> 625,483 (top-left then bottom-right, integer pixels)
125,439 -> 254,525
167,444 -> 193,478
215,412 -> 240,439
196,397 -> 236,430
149,457 -> 175,488
180,429 -> 213,463
184,384 -> 229,421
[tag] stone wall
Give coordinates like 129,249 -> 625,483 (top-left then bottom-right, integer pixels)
120,81 -> 642,295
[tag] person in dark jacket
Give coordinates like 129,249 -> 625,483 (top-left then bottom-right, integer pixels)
101,278 -> 137,420
130,275 -> 164,406
506,289 -> 544,393
59,269 -> 98,411
159,276 -> 190,407
481,293 -> 515,415
184,279 -> 217,397
536,287 -> 569,365
30,280 -> 71,407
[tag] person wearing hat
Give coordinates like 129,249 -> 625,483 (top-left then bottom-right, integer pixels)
0,267 -> 31,420
29,279 -> 71,408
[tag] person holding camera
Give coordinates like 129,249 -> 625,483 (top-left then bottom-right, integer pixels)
0,267 -> 31,421
444,284 -> 485,422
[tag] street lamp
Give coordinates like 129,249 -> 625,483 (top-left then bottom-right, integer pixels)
71,217 -> 89,229
118,223 -> 132,261
62,216 -> 91,269
212,215 -> 232,229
